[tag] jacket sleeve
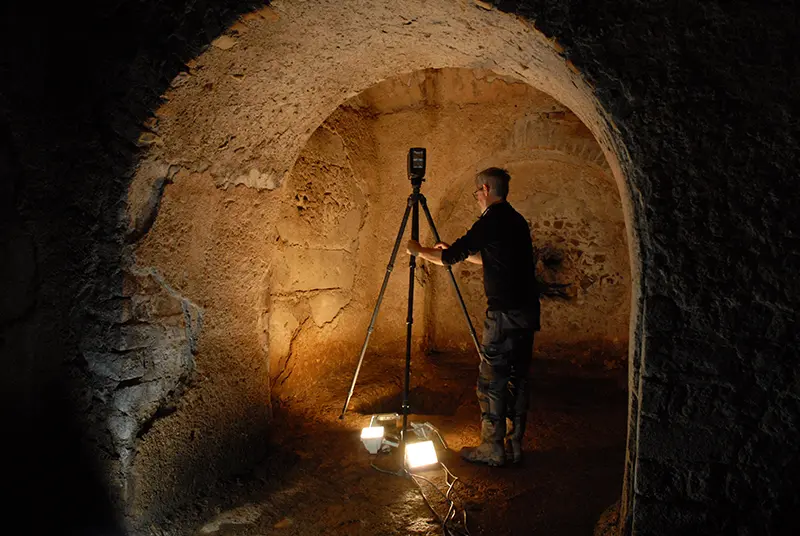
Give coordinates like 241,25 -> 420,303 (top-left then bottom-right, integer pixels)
441,218 -> 486,265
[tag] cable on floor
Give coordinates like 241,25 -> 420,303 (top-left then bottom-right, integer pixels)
409,463 -> 471,536
368,423 -> 471,536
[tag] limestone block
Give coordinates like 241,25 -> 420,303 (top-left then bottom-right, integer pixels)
268,303 -> 300,359
113,380 -> 169,419
84,350 -> 147,383
276,207 -> 361,250
309,291 -> 350,326
81,266 -> 203,478
339,209 -> 361,238
272,248 -> 355,292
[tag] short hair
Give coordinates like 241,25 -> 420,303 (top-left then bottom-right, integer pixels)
475,167 -> 511,199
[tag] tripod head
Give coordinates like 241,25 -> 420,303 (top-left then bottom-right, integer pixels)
407,147 -> 426,187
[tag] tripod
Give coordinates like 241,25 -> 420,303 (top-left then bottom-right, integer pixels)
339,170 -> 483,461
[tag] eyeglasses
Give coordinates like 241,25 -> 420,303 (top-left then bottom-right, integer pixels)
472,187 -> 484,199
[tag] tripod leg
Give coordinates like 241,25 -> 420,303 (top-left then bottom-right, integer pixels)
419,195 -> 484,360
401,190 -> 420,456
339,197 -> 414,419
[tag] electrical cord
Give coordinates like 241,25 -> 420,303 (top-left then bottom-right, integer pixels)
369,460 -> 404,477
440,462 -> 470,534
368,423 -> 471,536
409,464 -> 471,536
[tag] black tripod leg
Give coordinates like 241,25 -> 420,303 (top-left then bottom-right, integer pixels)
419,195 -> 484,360
339,197 -> 414,419
401,190 -> 420,457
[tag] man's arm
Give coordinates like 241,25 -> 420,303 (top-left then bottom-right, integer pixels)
407,240 -> 483,267
408,218 -> 486,266
406,241 -> 446,265
466,252 -> 482,265
435,241 -> 481,265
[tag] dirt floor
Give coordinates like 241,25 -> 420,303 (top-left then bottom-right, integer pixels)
173,350 -> 627,536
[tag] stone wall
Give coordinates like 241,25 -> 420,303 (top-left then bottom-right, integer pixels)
497,1 -> 800,533
0,0 -> 265,533
135,66 -> 627,406
274,69 -> 628,391
81,267 -> 203,501
1,0 -> 797,534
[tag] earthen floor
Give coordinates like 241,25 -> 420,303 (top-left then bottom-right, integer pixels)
180,351 -> 627,536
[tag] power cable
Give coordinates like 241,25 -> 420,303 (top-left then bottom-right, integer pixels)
368,423 -> 471,536
409,464 -> 471,536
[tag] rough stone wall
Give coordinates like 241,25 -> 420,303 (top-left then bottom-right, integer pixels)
0,0 -> 264,533
317,69 -> 629,373
81,267 -> 203,501
136,66 -> 624,408
129,164 -> 277,524
268,125 -> 365,387
1,1 -> 798,535
495,1 -> 800,533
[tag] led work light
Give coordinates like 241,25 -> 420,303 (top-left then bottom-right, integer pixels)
360,413 -> 400,454
360,425 -> 384,454
405,440 -> 438,469
360,414 -> 442,470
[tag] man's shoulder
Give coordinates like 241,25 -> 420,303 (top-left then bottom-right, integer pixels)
480,202 -> 529,233
496,202 -> 527,224
485,201 -> 513,216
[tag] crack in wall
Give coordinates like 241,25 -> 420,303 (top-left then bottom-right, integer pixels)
275,316 -> 311,388
273,240 -> 355,253
271,287 -> 343,297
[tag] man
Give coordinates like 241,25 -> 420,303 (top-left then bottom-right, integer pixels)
406,167 -> 540,466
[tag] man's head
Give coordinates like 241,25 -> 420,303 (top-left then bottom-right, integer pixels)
473,167 -> 510,211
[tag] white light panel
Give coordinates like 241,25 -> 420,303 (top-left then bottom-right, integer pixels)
405,440 -> 438,469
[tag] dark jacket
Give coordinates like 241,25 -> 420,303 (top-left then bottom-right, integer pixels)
441,201 -> 540,329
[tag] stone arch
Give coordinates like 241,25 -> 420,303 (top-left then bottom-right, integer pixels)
121,0 -> 644,529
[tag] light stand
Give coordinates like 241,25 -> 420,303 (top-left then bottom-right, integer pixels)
339,148 -> 483,470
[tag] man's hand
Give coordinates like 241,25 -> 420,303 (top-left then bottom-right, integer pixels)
407,240 -> 447,265
434,241 -> 450,250
406,239 -> 422,256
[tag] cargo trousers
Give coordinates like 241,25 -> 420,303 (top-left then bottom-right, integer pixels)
477,309 -> 536,443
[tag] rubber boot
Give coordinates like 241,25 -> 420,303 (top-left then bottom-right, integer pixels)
460,419 -> 505,467
504,416 -> 525,464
